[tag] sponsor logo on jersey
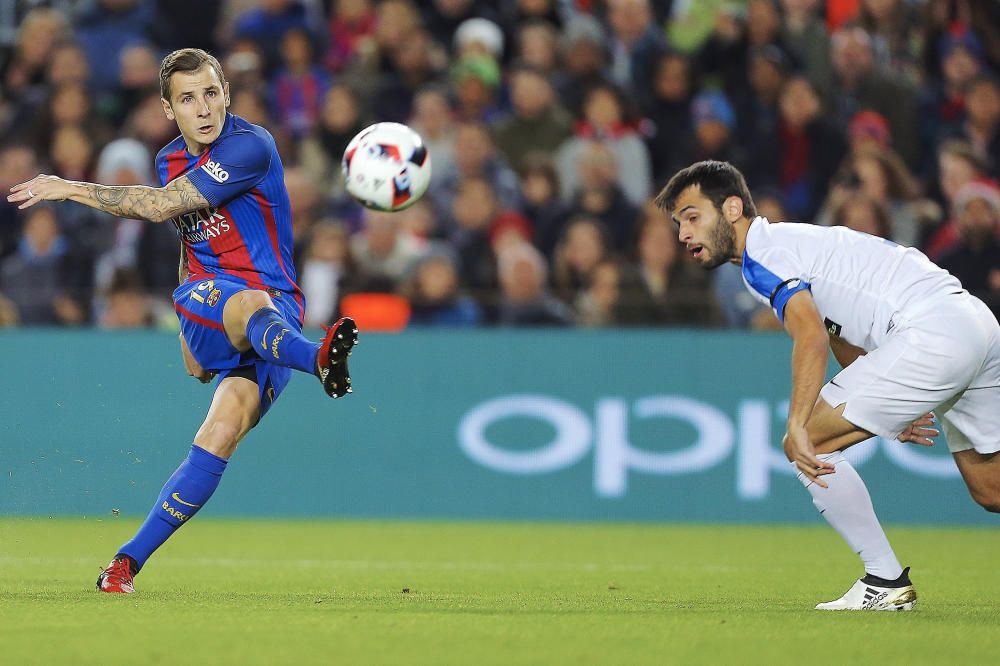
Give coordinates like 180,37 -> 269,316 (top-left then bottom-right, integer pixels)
173,207 -> 232,243
201,159 -> 230,182
824,317 -> 843,337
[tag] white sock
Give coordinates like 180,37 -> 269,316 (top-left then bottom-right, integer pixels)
795,451 -> 903,580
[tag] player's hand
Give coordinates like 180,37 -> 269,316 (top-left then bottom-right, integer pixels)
7,174 -> 75,210
784,424 -> 835,488
896,412 -> 939,447
179,333 -> 215,384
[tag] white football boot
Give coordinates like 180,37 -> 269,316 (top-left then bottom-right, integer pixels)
815,567 -> 917,611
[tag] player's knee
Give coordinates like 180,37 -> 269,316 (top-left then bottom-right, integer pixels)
196,420 -> 246,456
972,489 -> 1000,514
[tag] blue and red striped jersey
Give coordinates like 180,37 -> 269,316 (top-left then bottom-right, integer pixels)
156,113 -> 304,318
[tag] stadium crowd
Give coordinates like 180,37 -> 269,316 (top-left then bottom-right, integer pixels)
0,0 -> 998,330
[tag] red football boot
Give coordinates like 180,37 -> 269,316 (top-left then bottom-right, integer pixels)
96,557 -> 135,594
317,317 -> 358,398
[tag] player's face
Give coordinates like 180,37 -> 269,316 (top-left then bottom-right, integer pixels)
671,185 -> 737,269
161,65 -> 230,153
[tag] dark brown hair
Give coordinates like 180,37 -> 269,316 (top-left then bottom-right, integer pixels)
654,160 -> 758,219
159,48 -> 227,101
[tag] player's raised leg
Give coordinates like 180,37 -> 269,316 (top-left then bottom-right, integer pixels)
224,289 -> 358,398
97,376 -> 259,593
788,398 -> 916,611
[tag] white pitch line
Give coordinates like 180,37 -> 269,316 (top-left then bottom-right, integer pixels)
0,555 -> 651,572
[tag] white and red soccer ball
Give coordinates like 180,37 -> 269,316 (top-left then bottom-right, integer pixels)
342,122 -> 432,212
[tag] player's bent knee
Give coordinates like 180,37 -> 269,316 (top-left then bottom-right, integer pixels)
971,490 -> 1000,514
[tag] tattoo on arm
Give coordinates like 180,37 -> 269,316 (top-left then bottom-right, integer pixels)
77,176 -> 211,223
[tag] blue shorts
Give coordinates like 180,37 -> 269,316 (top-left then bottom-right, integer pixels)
173,277 -> 303,419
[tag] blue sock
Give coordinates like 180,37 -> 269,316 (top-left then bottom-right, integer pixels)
246,307 -> 319,375
118,445 -> 227,572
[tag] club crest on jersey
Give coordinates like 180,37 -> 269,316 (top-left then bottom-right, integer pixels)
206,288 -> 222,307
201,159 -> 230,183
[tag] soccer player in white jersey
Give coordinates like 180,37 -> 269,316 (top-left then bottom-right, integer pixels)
656,161 -> 1000,611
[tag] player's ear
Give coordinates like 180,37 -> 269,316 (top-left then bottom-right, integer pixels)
224,82 -> 231,108
161,97 -> 175,121
723,195 -> 743,223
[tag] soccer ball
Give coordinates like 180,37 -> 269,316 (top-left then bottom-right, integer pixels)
342,122 -> 432,212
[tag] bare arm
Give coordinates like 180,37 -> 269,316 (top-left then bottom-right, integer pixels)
7,173 -> 210,223
782,290 -> 836,486
829,334 -> 866,368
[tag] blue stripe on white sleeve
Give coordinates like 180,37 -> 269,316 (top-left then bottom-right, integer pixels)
742,251 -> 810,322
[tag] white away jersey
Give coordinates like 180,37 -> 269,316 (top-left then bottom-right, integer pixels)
741,217 -> 964,350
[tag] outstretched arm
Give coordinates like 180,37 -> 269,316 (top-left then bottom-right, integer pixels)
7,173 -> 210,223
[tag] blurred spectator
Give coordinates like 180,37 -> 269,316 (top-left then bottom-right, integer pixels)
2,7 -> 70,99
396,199 -> 437,242
404,250 -> 482,327
0,205 -> 89,326
735,45 -> 789,163
697,0 -> 791,100
495,241 -> 573,326
150,0 -> 222,54
847,110 -> 892,156
673,89 -> 745,178
0,291 -> 18,327
557,13 -> 608,118
828,26 -> 919,166
451,54 -> 502,123
556,82 -> 652,207
50,125 -> 95,182
925,139 -> 991,259
936,180 -> 1000,318
643,51 -> 695,186
498,0 -> 564,38
830,193 -> 893,238
431,120 -> 521,228
46,41 -> 91,88
324,0 -> 377,74
422,0 -> 491,56
917,28 -> 985,179
74,0 -> 156,92
371,29 -> 442,124
566,141 -> 639,252
408,86 -> 456,187
350,209 -> 425,291
779,0 -> 833,99
299,219 -> 356,327
449,175 -> 500,301
493,64 -> 573,174
123,89 -> 179,155
232,0 -> 322,75
606,0 -> 666,96
947,74 -> 1000,180
627,203 -> 723,326
0,144 -> 40,257
299,83 -> 366,203
851,0 -> 925,86
99,267 -> 154,329
270,28 -> 332,140
519,152 -> 572,259
283,166 -> 324,243
90,138 -> 178,297
752,75 -> 845,220
819,146 -> 931,246
223,39 -> 268,94
552,216 -> 609,307
514,19 -> 561,77
453,17 -> 504,61
29,82 -> 112,156
575,258 -> 629,327
104,43 -> 161,126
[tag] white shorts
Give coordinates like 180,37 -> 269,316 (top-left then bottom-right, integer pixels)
820,294 -> 1000,454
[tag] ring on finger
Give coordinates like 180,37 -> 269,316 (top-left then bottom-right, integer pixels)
27,188 -> 34,198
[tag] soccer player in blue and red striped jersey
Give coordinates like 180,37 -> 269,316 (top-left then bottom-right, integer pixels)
8,48 -> 357,593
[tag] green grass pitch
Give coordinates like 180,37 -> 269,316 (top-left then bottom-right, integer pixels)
2,518 -> 999,665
